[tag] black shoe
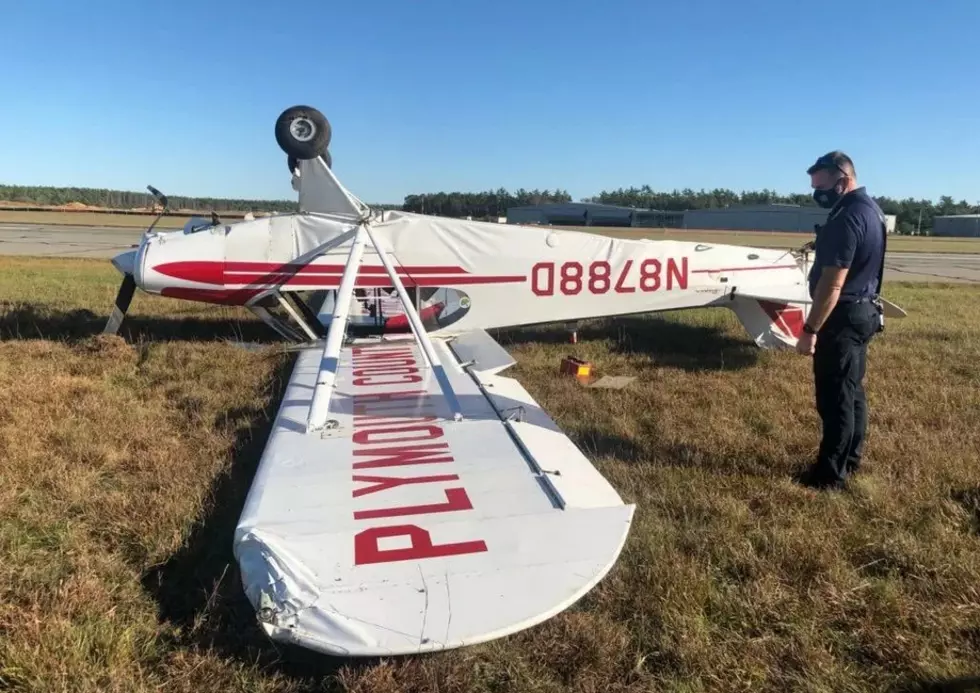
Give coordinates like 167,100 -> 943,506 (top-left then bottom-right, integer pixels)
795,466 -> 847,491
816,477 -> 847,491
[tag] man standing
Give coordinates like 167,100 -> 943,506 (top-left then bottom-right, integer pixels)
796,151 -> 886,490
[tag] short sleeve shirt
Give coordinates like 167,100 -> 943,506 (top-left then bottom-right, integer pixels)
807,187 -> 885,300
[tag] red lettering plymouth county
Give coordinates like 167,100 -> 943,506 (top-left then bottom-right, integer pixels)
348,344 -> 488,565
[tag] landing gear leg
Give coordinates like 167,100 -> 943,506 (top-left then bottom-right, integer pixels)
247,304 -> 307,342
246,290 -> 326,344
275,294 -> 320,341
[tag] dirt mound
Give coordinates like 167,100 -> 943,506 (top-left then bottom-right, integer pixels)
74,333 -> 135,361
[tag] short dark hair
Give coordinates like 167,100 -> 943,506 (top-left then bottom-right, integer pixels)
807,150 -> 856,178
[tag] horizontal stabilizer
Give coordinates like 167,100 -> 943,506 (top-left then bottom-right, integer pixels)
733,284 -> 812,306
736,291 -> 907,319
880,297 -> 907,318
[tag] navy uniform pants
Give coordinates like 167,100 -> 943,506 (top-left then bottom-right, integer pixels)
812,300 -> 880,484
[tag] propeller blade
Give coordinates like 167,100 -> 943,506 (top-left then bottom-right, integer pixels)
103,273 -> 137,335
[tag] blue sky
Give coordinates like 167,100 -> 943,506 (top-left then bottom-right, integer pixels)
1,0 -> 978,205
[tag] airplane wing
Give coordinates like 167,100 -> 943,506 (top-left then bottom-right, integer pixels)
232,223 -> 634,657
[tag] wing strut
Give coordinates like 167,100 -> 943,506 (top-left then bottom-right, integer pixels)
306,225 -> 367,433
363,222 -> 464,422
305,222 -> 464,434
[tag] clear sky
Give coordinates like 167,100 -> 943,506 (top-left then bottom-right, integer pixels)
1,0 -> 978,205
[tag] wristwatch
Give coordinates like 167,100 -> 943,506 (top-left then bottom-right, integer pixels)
803,323 -> 817,335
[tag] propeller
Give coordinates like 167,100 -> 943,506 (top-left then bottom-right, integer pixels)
103,272 -> 136,335
102,184 -> 168,336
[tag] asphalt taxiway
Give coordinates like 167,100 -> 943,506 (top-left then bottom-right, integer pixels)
1,223 -> 978,284
0,223 -> 144,259
878,252 -> 980,284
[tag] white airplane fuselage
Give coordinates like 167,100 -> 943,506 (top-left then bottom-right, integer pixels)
113,208 -> 813,338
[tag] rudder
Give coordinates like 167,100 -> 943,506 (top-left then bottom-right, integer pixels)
728,296 -> 807,349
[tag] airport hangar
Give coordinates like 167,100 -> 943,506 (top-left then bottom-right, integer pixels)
507,202 -> 897,233
505,202 -> 684,228
933,214 -> 980,237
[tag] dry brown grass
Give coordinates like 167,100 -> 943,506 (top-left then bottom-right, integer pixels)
1,257 -> 979,692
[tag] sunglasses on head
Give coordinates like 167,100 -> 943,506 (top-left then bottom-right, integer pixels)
807,155 -> 847,176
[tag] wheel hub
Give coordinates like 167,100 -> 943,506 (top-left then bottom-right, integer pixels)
289,117 -> 316,142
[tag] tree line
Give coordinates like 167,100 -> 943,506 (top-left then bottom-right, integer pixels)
585,186 -> 979,235
0,184 -> 300,214
401,189 -> 573,218
2,183 -> 976,235
402,186 -> 979,235
0,183 -> 407,214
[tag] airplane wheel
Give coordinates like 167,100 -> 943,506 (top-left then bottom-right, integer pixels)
287,149 -> 330,174
276,105 -> 331,160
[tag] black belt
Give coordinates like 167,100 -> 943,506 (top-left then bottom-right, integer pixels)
837,295 -> 877,305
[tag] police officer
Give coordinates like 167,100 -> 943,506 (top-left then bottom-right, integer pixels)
796,151 -> 886,490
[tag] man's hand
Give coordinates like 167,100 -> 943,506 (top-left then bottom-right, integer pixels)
796,331 -> 816,355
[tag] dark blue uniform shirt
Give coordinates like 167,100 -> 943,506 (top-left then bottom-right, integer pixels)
808,186 -> 886,300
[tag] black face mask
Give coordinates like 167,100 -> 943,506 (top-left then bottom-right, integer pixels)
812,179 -> 844,208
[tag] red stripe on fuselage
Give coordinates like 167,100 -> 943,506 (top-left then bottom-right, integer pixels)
154,261 -> 469,284
152,260 -> 524,291
273,275 -> 525,288
160,287 -> 262,305
224,263 -> 468,275
156,260 -> 225,285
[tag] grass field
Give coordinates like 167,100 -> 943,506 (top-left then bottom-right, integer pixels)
1,257 -> 980,692
4,209 -> 980,254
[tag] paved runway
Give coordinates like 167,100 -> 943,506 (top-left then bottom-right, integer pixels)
1,223 -> 978,284
0,223 -> 143,259
880,252 -> 980,284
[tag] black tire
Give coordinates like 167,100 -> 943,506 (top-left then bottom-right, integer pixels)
275,105 -> 331,160
287,149 -> 331,174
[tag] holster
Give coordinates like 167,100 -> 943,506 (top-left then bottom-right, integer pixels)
872,296 -> 885,333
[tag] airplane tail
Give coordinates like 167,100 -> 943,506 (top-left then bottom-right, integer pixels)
728,294 -> 908,349
727,295 -> 808,349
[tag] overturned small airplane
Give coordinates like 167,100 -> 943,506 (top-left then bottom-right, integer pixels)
104,105 -> 903,657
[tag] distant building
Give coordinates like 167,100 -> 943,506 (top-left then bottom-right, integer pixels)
933,214 -> 980,237
683,203 -> 896,234
506,202 -> 683,228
